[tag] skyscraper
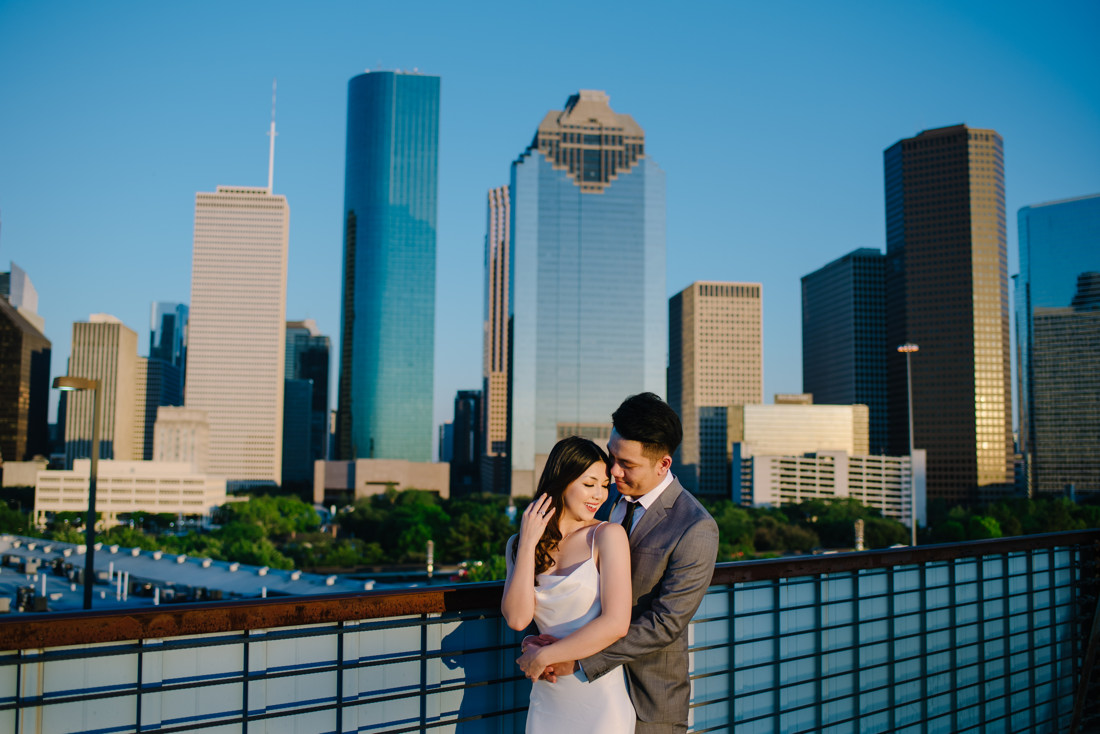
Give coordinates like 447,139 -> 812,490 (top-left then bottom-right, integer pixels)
133,356 -> 182,460
450,390 -> 482,497
0,292 -> 50,462
482,185 -> 510,493
150,301 -> 188,378
508,90 -> 666,493
65,315 -> 139,466
284,319 -> 331,483
1030,273 -> 1100,496
884,124 -> 1012,503
186,185 -> 289,485
801,248 -> 888,454
669,281 -> 763,495
1015,194 -> 1100,495
337,70 -> 439,463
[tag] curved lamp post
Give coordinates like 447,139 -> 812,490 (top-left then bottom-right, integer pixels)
53,376 -> 101,610
897,343 -> 919,546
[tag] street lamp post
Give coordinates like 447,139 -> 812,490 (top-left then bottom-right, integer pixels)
53,376 -> 101,610
897,343 -> 919,546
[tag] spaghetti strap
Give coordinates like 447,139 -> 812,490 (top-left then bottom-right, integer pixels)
588,521 -> 607,558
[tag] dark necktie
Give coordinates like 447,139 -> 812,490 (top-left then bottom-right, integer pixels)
621,499 -> 638,537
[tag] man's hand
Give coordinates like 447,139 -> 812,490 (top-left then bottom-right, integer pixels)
521,633 -> 557,654
519,634 -> 576,682
543,659 -> 577,681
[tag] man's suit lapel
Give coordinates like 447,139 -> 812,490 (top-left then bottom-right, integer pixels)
628,478 -> 683,547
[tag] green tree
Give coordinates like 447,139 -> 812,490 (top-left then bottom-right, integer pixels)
967,515 -> 1002,540
862,517 -> 909,548
935,520 -> 967,543
442,495 -> 515,562
0,502 -> 30,534
217,494 -> 320,538
465,555 -> 507,582
339,489 -> 448,562
709,501 -> 755,559
101,525 -> 161,551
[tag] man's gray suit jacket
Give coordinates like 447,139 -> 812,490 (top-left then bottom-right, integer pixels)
580,477 -> 719,729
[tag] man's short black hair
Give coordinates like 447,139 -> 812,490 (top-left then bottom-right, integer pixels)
611,392 -> 682,459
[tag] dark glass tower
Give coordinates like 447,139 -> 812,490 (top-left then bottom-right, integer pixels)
884,125 -> 1013,504
508,91 -> 665,493
0,296 -> 51,461
801,248 -> 887,454
1016,194 -> 1100,495
450,389 -> 482,497
336,71 -> 439,462
285,320 -> 332,483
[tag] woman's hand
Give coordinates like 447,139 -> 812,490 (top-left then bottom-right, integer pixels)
516,644 -> 551,680
518,494 -> 554,551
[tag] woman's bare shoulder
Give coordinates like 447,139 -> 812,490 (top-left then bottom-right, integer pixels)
595,521 -> 629,547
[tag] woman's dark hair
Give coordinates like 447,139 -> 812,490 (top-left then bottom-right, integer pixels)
612,392 -> 683,459
512,436 -> 609,578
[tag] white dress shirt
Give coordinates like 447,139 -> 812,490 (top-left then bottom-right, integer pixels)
610,471 -> 675,534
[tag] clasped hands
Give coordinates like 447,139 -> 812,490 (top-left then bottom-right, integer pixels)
517,634 -> 577,682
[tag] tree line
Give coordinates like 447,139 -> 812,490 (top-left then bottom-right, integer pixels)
1,488 -> 1095,583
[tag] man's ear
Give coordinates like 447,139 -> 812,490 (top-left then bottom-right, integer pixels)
657,454 -> 673,476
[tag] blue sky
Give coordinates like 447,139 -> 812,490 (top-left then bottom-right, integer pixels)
1,1 -> 1098,439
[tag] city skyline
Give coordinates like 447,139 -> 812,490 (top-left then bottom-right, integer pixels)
1,2 -> 1097,447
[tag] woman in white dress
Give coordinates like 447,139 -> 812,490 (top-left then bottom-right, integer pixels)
501,436 -> 636,733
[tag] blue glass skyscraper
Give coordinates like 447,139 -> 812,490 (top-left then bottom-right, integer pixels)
1016,193 -> 1100,494
508,91 -> 665,492
337,71 -> 439,461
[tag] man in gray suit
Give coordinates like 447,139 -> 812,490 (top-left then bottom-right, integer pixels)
529,392 -> 719,733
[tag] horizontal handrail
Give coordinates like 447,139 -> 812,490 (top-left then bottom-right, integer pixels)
2,529 -> 1097,651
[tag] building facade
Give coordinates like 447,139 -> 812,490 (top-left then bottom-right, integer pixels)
133,357 -> 183,460
729,403 -> 870,459
285,319 -> 331,478
34,459 -> 226,526
150,302 -> 188,370
884,125 -> 1013,504
65,316 -> 139,466
481,185 -> 511,494
801,249 -> 888,454
153,406 -> 210,474
669,281 -> 763,495
1015,194 -> 1100,495
313,459 -> 450,506
1029,273 -> 1100,496
739,449 -> 926,528
450,390 -> 482,497
185,186 -> 289,485
0,295 -> 50,462
336,70 -> 439,463
508,90 -> 665,494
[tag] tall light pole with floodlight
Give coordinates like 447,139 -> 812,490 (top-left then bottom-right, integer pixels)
53,376 -> 101,610
897,343 -> 919,546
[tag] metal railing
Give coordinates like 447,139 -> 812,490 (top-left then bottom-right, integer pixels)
1,530 -> 1097,734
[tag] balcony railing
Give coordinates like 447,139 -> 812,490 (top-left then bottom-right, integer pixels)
1,530 -> 1097,733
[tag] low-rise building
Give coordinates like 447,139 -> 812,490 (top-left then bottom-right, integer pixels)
734,447 -> 926,528
33,460 -> 226,526
314,459 -> 450,505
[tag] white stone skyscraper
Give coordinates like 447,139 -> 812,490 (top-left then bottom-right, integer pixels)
669,281 -> 763,495
185,185 -> 289,485
65,315 -> 139,466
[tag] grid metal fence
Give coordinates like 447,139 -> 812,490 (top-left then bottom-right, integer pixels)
1,530 -> 1096,734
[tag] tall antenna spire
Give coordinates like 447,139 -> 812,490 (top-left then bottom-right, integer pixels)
267,78 -> 277,193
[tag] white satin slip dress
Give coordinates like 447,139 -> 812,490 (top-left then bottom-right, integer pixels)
526,523 -> 635,733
